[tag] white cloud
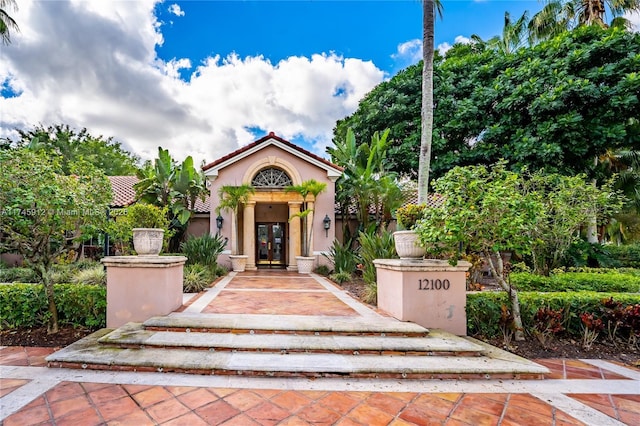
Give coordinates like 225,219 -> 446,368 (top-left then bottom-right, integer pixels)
624,11 -> 640,31
0,0 -> 384,167
437,35 -> 472,56
454,35 -> 472,45
392,38 -> 422,65
168,3 -> 185,17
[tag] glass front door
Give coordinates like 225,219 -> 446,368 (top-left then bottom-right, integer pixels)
256,223 -> 285,266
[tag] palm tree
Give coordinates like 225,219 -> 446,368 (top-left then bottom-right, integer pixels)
216,184 -> 255,255
529,0 -> 640,42
418,0 -> 443,204
473,11 -> 531,55
286,179 -> 327,257
0,0 -> 19,45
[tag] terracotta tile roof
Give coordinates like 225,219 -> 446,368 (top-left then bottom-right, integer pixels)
202,132 -> 343,172
107,176 -> 210,213
108,176 -> 138,208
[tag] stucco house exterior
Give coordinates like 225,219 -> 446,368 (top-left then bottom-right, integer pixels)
202,132 -> 343,271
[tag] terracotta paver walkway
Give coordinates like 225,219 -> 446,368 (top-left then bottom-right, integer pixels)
2,271 -> 639,425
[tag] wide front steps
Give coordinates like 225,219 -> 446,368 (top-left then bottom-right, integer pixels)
46,314 -> 549,380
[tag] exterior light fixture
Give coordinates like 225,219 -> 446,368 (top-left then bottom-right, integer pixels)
216,214 -> 224,234
323,214 -> 331,237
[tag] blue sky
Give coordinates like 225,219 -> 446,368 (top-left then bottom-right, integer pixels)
1,1 -> 636,166
154,1 -> 535,77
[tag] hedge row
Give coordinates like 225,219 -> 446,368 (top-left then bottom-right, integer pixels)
467,291 -> 640,338
0,284 -> 106,329
510,271 -> 640,292
607,244 -> 640,268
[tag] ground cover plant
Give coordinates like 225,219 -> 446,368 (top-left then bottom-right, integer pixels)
511,271 -> 640,292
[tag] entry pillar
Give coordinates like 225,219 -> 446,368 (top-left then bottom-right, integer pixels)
243,201 -> 257,270
287,201 -> 302,271
306,200 -> 314,256
102,256 -> 186,328
374,259 -> 471,335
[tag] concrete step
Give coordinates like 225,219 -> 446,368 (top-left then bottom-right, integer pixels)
98,323 -> 484,356
47,329 -> 549,380
143,313 -> 429,336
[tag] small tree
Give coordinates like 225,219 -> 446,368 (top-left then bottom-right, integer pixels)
216,184 -> 255,255
415,162 -> 542,341
286,179 -> 328,257
524,173 -> 622,275
0,149 -> 111,333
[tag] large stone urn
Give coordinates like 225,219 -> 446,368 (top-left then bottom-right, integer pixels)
393,230 -> 426,260
229,254 -> 248,272
132,228 -> 164,256
296,256 -> 315,274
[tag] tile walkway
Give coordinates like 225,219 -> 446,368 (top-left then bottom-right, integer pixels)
1,271 -> 639,425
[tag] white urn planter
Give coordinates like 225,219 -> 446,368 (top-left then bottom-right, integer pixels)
229,255 -> 248,272
296,256 -> 315,274
132,228 -> 164,256
393,230 -> 426,260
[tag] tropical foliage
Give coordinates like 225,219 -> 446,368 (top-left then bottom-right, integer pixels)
328,128 -> 404,234
216,184 -> 255,255
14,124 -> 140,176
0,149 -> 111,333
135,147 -> 208,250
334,27 -> 639,184
0,0 -> 19,45
286,179 -> 327,257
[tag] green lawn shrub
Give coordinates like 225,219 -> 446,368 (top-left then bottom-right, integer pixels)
511,272 -> 640,292
183,263 -> 216,293
323,239 -> 358,275
0,284 -> 106,329
606,244 -> 640,268
180,234 -> 226,269
71,266 -> 106,286
467,291 -> 640,339
0,267 -> 40,283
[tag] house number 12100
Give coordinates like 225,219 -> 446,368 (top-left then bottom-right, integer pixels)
418,279 -> 451,290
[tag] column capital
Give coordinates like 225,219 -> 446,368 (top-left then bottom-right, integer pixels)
287,201 -> 303,206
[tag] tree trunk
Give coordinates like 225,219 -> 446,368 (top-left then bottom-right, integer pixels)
485,250 -> 525,341
418,0 -> 435,204
37,264 -> 59,334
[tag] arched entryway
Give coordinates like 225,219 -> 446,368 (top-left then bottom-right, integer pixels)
240,161 -> 306,271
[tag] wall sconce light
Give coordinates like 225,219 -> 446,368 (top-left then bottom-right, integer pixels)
216,214 -> 224,234
323,214 -> 331,237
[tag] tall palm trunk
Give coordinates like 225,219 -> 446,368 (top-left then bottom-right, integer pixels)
418,0 -> 435,204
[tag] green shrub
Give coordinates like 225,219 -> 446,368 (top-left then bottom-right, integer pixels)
72,266 -> 106,286
0,284 -> 106,329
330,271 -> 352,284
511,272 -> 640,292
183,263 -> 215,293
395,204 -> 427,230
314,265 -> 331,276
323,239 -> 358,275
180,233 -> 226,268
562,241 -> 618,268
466,291 -> 640,339
358,230 -> 397,304
606,244 -> 640,268
0,267 -> 40,283
564,267 -> 640,276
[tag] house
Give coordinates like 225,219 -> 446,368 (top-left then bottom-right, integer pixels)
203,132 -> 343,271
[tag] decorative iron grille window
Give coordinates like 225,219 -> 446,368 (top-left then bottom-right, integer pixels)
251,168 -> 292,188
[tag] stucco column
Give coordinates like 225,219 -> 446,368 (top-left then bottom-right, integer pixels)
306,200 -> 314,256
287,201 -> 302,271
243,201 -> 257,271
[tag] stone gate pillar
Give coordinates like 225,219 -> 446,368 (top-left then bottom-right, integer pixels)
374,259 -> 471,335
